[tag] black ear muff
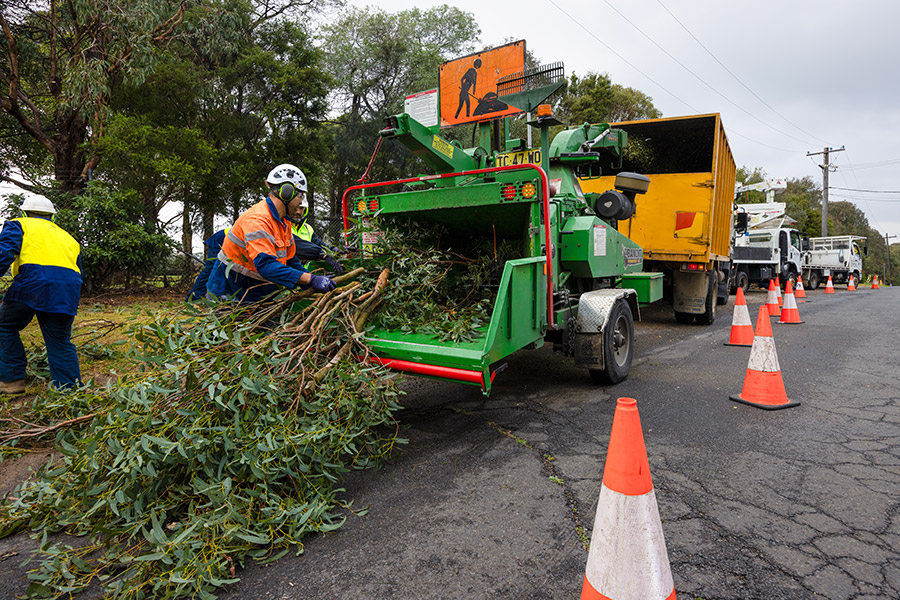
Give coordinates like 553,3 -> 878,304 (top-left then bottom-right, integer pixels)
277,183 -> 296,202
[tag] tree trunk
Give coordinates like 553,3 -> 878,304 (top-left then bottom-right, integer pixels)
202,207 -> 215,254
180,204 -> 196,288
52,110 -> 89,199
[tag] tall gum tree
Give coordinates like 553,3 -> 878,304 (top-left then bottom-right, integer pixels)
0,0 -> 185,199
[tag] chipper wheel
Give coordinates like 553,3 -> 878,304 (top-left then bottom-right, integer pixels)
587,298 -> 634,385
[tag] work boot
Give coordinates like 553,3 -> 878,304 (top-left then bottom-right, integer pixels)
0,379 -> 25,395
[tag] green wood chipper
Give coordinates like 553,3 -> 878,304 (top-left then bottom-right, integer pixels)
342,60 -> 662,394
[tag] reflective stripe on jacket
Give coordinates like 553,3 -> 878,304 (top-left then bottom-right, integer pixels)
207,198 -> 308,302
219,200 -> 295,281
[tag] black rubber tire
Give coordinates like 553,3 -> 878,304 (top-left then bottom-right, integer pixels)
782,271 -> 797,290
674,311 -> 695,324
807,271 -> 820,290
696,272 -> 716,325
588,299 -> 634,385
716,270 -> 729,306
736,271 -> 749,294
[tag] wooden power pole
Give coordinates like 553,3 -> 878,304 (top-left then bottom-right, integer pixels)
886,233 -> 896,285
808,146 -> 845,236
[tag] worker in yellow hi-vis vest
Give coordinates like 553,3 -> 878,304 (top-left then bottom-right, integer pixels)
290,195 -> 344,275
0,197 -> 82,393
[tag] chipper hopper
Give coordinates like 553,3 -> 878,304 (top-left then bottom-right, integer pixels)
342,59 -> 662,394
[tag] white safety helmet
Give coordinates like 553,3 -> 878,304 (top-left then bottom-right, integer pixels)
20,196 -> 56,215
266,163 -> 307,203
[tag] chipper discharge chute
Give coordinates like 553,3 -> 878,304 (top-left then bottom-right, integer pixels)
342,51 -> 662,394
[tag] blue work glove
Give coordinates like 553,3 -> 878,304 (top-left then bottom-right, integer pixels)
309,274 -> 336,292
324,254 -> 345,275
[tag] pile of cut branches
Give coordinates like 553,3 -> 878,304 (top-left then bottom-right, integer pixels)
0,268 -> 404,600
359,218 -> 520,343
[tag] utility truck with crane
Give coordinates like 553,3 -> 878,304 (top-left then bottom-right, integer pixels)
730,200 -> 805,292
579,114 -> 737,325
342,46 -> 663,394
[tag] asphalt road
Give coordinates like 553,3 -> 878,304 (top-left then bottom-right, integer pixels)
1,284 -> 897,599
221,283 -> 900,600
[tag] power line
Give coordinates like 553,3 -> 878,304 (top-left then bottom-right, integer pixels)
831,186 -> 900,194
600,0 -> 813,148
838,149 -> 884,234
835,159 -> 900,171
830,194 -> 900,203
546,0 -> 809,154
725,127 -> 800,153
654,0 -> 828,146
544,0 -> 699,114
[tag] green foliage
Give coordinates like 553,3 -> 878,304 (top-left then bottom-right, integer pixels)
321,5 -> 479,118
781,176 -> 823,237
0,290 -> 403,599
317,5 -> 480,217
55,181 -> 174,292
360,219 -> 517,343
179,10 -> 332,237
827,201 -> 870,236
557,71 -> 662,126
888,243 -> 900,285
96,115 -> 214,192
735,165 -> 766,187
0,0 -> 190,193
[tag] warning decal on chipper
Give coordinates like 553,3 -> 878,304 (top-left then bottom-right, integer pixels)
593,224 -> 607,257
432,136 -> 455,159
623,246 -> 643,267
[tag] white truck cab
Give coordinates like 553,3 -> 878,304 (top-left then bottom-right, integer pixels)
730,203 -> 805,291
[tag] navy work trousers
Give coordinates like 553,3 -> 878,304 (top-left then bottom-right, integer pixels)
0,300 -> 81,389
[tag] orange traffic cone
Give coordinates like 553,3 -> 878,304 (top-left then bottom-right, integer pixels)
581,398 -> 676,600
729,306 -> 799,410
848,275 -> 856,291
778,280 -> 803,324
765,279 -> 781,317
725,287 -> 754,346
794,276 -> 807,302
824,275 -> 835,294
776,281 -> 783,309
872,275 -> 879,289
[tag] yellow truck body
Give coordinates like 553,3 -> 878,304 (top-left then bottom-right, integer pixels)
580,114 -> 736,323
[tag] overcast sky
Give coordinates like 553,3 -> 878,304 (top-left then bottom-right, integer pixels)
3,1 -> 897,246
348,0 -> 900,243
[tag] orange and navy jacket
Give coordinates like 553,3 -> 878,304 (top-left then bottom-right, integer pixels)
206,197 -> 309,302
0,216 -> 82,315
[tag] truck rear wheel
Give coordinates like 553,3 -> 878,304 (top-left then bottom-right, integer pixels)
807,272 -> 820,290
729,271 -> 749,295
716,268 -> 729,306
736,271 -> 749,294
696,272 -> 716,325
674,311 -> 695,324
589,299 -> 634,385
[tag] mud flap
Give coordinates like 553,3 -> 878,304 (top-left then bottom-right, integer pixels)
573,289 -> 637,370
